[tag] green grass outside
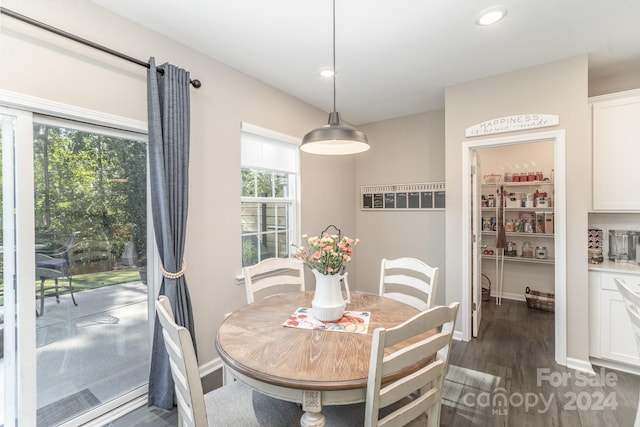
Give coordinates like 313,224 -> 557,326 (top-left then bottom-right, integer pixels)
0,269 -> 141,306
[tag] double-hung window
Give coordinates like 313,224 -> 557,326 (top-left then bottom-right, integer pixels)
240,123 -> 300,267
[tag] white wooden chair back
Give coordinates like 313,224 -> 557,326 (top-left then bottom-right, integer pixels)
614,278 -> 640,427
155,296 -> 207,427
243,257 -> 305,304
379,257 -> 439,311
625,300 -> 640,352
365,302 -> 459,427
614,278 -> 640,307
625,304 -> 640,427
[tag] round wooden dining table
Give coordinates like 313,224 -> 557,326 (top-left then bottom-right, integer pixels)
215,291 -> 422,427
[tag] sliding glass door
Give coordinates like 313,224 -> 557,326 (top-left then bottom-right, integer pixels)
33,118 -> 150,426
0,104 -> 152,426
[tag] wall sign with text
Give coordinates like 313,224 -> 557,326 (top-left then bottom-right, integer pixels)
465,114 -> 559,137
361,182 -> 445,210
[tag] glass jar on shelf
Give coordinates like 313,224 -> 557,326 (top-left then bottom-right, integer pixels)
535,246 -> 548,259
504,168 -> 513,183
504,219 -> 514,232
514,219 -> 523,233
522,242 -> 534,258
506,241 -> 518,256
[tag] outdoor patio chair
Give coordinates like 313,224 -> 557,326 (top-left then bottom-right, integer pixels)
379,257 -> 440,311
154,295 -> 304,427
35,231 -> 80,316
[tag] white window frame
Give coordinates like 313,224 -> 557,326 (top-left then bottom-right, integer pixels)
240,122 -> 301,267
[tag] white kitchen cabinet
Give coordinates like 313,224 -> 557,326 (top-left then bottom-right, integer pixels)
591,89 -> 640,211
589,269 -> 640,367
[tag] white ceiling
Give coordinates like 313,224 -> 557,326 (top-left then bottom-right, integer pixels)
92,0 -> 640,125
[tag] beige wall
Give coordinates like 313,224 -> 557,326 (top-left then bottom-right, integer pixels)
445,56 -> 590,362
590,69 -> 640,98
5,0 -> 638,371
1,0 -> 356,364
355,111 -> 446,303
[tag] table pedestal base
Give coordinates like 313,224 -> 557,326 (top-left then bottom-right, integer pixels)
302,390 -> 325,426
300,411 -> 325,427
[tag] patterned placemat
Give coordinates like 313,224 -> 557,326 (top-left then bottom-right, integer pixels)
283,307 -> 370,334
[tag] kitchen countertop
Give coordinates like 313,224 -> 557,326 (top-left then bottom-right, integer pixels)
588,259 -> 640,275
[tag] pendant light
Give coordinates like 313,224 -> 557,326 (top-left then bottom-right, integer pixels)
300,0 -> 370,155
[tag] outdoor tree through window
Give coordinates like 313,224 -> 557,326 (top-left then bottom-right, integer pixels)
32,122 -> 147,272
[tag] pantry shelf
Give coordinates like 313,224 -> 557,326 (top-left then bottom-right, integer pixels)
481,254 -> 555,265
482,231 -> 554,238
481,181 -> 554,188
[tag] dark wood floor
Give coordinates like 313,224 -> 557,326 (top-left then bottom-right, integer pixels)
441,298 -> 640,427
111,298 -> 640,426
106,374 -> 221,426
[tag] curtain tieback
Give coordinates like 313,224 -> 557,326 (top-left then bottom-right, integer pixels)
160,259 -> 187,279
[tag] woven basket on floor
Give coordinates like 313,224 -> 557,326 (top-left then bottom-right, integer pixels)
525,286 -> 555,312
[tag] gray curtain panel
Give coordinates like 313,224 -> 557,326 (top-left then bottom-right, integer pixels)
146,57 -> 197,409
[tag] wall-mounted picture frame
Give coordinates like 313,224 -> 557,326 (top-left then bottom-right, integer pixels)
361,182 -> 445,211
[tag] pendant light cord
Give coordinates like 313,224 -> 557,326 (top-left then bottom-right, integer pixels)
299,0 -> 370,153
332,0 -> 337,113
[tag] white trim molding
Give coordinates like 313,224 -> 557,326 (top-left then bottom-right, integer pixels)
0,89 -> 147,134
200,357 -> 225,378
461,129 -> 567,367
566,357 -> 596,375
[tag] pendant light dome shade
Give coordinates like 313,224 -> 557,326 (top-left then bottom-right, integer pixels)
300,0 -> 370,155
301,112 -> 370,155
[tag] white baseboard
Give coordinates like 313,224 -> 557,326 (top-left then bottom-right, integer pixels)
566,357 -> 596,375
590,357 -> 640,376
200,357 -> 224,378
490,291 -> 526,302
453,330 -> 465,341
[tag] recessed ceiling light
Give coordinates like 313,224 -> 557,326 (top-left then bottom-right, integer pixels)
319,68 -> 335,78
475,5 -> 508,26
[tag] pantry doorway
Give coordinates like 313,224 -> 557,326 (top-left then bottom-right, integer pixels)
461,129 -> 567,366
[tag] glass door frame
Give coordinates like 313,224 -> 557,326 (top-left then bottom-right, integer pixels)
461,129 -> 567,366
0,90 -> 155,426
1,105 -> 37,427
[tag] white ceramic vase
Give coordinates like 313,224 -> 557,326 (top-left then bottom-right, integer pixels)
311,269 -> 351,322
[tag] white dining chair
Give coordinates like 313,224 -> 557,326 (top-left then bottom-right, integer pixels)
379,257 -> 439,311
323,302 -> 460,426
613,278 -> 640,427
243,257 -> 305,304
154,295 -> 304,427
615,277 -> 640,308
229,257 -> 303,386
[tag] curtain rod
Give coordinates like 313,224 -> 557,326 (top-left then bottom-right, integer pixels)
1,7 -> 202,88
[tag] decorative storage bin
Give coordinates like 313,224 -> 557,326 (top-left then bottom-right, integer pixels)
525,286 -> 555,312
